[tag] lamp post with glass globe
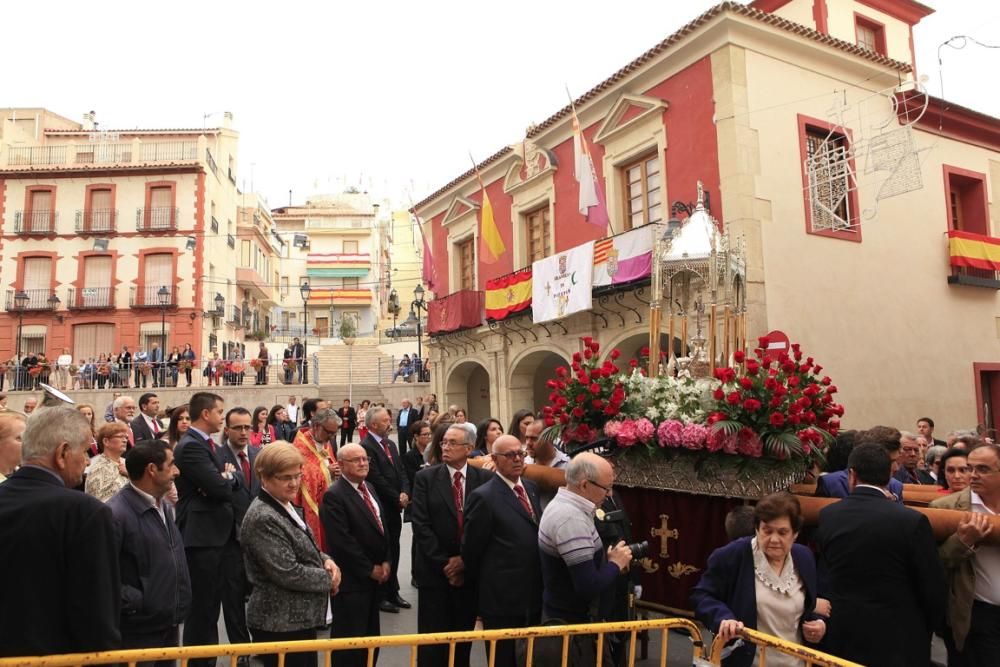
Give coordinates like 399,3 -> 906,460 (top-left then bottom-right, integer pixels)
300,281 -> 311,384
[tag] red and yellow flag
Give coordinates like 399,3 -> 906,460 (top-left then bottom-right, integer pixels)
485,268 -> 532,320
948,230 -> 1000,271
479,189 -> 506,264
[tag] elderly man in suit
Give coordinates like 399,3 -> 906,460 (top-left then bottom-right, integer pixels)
462,434 -> 544,667
131,392 -> 165,442
412,424 -> 492,667
321,443 -> 391,667
930,443 -> 1000,667
174,392 -> 243,667
361,406 -> 411,612
817,442 -> 946,667
0,406 -> 121,657
218,407 -> 262,653
108,439 -> 191,664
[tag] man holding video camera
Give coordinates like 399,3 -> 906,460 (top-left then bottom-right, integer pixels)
537,452 -> 633,665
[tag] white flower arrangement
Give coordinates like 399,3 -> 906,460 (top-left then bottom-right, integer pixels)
619,369 -> 714,424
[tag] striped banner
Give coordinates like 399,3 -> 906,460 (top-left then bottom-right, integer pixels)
948,230 -> 1000,271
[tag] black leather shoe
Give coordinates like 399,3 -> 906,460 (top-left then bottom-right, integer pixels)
390,595 -> 412,609
379,600 -> 400,613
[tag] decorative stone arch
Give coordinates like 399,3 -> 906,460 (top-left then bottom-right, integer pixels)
444,359 -> 492,424
603,328 -> 679,367
506,346 -> 573,425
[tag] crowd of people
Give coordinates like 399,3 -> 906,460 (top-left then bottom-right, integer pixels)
0,386 -> 997,667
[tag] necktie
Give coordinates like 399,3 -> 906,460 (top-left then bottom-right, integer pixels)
152,418 -> 161,436
126,426 -> 135,448
514,484 -> 534,520
453,470 -> 464,539
359,483 -> 383,533
381,440 -> 394,464
239,450 -> 251,485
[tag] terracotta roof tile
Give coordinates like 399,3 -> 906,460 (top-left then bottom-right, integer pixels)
413,1 -> 911,212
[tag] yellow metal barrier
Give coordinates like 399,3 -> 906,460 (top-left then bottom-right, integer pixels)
708,628 -> 864,667
0,618 -> 706,667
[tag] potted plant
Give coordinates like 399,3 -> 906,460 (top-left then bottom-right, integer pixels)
338,315 -> 357,344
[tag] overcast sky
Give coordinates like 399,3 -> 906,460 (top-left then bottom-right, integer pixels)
5,0 -> 997,209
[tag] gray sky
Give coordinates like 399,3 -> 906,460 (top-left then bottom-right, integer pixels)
5,0 -> 997,208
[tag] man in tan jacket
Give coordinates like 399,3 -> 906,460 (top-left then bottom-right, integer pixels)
930,443 -> 1000,667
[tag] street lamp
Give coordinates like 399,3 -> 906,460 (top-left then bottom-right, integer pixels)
409,283 -> 427,381
158,286 -> 170,387
300,281 -> 311,384
13,290 -> 28,389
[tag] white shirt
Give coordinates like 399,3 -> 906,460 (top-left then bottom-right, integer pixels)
350,479 -> 382,522
143,413 -> 162,437
970,490 -> 1000,605
446,463 -> 468,499
286,403 -> 299,423
56,354 -> 72,369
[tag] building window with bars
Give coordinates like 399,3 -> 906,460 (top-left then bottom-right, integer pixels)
799,116 -> 860,241
855,15 -> 886,55
456,237 -> 475,291
524,206 -> 551,263
621,154 -> 662,230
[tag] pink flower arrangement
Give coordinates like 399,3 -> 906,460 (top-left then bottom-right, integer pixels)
607,418 -> 655,448
680,423 -> 709,450
657,420 -> 684,448
603,421 -> 622,440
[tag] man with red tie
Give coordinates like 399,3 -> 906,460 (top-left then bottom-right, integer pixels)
411,425 -> 491,667
130,393 -> 164,442
360,406 -> 411,613
462,434 -> 544,667
174,392 -> 241,667
321,443 -> 391,667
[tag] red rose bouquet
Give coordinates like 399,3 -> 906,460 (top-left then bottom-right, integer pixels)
542,337 -> 626,446
706,336 -> 843,463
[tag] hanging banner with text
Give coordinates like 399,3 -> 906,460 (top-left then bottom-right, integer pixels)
532,241 -> 594,324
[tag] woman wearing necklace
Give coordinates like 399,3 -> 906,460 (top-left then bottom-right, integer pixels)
84,421 -> 131,502
691,493 -> 828,666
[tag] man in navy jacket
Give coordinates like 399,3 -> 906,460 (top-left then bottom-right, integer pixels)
108,439 -> 191,658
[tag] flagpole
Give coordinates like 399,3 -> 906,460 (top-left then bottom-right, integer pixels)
566,86 -> 614,235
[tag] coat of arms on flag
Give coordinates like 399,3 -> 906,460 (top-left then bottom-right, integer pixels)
532,241 -> 594,323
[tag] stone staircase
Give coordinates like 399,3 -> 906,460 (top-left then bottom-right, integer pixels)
312,342 -> 395,403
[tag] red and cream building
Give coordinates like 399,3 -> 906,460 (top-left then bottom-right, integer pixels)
0,109 -> 246,364
414,0 -> 1000,434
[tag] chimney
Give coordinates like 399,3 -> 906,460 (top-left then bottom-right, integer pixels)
82,110 -> 96,131
222,111 -> 233,128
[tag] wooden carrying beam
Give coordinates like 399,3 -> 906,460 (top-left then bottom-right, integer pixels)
795,494 -> 1000,546
469,458 -> 567,492
791,483 -> 945,506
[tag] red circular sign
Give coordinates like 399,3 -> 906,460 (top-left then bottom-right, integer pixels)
761,330 -> 790,361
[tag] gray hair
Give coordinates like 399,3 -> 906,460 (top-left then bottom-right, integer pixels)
925,445 -> 947,466
456,422 -> 476,447
112,395 -> 133,410
21,406 -> 92,462
899,431 -> 919,442
365,406 -> 388,428
565,455 -> 600,487
312,407 -> 342,428
445,425 -> 472,445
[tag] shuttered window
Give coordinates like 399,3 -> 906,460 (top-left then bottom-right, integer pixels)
525,206 -> 551,263
23,257 -> 51,290
457,238 -> 475,291
73,323 -> 115,361
28,190 -> 53,232
142,253 -> 172,305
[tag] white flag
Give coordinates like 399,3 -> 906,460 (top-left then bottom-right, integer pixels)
573,114 -> 599,215
532,241 -> 594,324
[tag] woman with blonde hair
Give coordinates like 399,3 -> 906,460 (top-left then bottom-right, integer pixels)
241,441 -> 341,667
85,421 -> 131,502
0,411 -> 27,483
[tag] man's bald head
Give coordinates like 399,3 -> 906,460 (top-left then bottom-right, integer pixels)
338,443 -> 370,484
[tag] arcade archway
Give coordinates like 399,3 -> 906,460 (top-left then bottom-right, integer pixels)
445,360 -> 492,423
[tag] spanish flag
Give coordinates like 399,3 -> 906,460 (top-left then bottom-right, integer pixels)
485,268 -> 532,320
948,230 -> 1000,271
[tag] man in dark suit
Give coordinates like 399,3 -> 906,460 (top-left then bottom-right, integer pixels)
131,392 -> 165,442
108,439 -> 191,663
817,425 -> 905,502
395,399 -> 419,455
0,406 -> 121,657
321,443 -> 391,667
411,425 -> 492,667
339,399 -> 357,448
894,432 -> 936,485
462,434 -> 544,667
218,407 -> 261,652
361,406 -> 411,612
816,442 -> 947,667
917,416 -> 947,448
292,337 -> 305,384
174,392 -> 242,667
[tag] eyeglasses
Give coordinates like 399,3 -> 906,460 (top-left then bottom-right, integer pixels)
969,464 -> 1000,476
273,472 -> 303,483
228,425 -> 252,431
494,449 -> 528,461
587,479 -> 613,495
901,447 -> 920,454
441,440 -> 470,449
340,456 -> 370,465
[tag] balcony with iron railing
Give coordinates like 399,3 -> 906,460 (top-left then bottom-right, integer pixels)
210,216 -> 220,233
136,207 -> 179,232
5,289 -> 60,311
13,210 -> 57,234
67,287 -> 116,310
205,149 -> 219,176
228,305 -> 243,327
947,230 -> 1000,289
4,141 -> 198,168
304,218 -> 371,232
75,209 -> 117,234
129,285 -> 177,308
227,233 -> 236,248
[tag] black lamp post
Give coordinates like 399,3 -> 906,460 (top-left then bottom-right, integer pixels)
409,284 -> 426,381
300,281 -> 311,384
158,286 -> 170,386
13,290 -> 28,389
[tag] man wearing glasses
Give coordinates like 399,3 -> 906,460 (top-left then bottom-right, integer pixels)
411,425 -> 491,667
462,434 -> 544,667
321,444 -> 391,667
931,443 -> 1000,666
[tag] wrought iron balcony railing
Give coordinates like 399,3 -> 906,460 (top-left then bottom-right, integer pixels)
67,287 -> 116,310
129,285 -> 177,308
75,209 -> 117,234
136,207 -> 179,231
5,289 -> 59,311
13,210 -> 57,234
